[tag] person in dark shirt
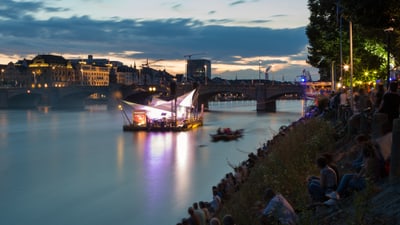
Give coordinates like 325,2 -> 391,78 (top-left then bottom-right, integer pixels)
378,81 -> 400,132
372,84 -> 385,112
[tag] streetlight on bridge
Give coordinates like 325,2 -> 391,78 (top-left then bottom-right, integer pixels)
80,68 -> 83,86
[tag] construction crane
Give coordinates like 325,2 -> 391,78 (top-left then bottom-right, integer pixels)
183,53 -> 206,60
140,59 -> 164,86
265,65 -> 272,80
141,58 -> 163,68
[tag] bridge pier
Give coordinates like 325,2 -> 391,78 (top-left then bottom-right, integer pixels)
198,95 -> 209,111
256,85 -> 276,112
0,90 -> 8,108
257,99 -> 276,112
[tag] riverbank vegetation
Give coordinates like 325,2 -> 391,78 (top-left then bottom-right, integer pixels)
216,115 -> 399,225
219,118 -> 336,224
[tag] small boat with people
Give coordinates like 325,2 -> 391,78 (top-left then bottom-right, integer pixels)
210,128 -> 244,142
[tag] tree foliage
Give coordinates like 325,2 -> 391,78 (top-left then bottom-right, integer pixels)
306,0 -> 400,83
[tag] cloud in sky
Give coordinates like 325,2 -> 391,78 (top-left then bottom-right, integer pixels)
0,0 -> 317,81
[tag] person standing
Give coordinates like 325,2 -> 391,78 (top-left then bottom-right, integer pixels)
378,81 -> 400,132
338,88 -> 350,123
372,83 -> 385,112
353,88 -> 371,114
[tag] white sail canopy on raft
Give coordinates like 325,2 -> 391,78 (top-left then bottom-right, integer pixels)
122,89 -> 197,120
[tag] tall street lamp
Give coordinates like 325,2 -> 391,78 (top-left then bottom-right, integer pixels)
384,27 -> 394,88
258,59 -> 261,84
349,20 -> 354,110
343,64 -> 349,86
0,69 -> 4,85
331,61 -> 335,91
80,68 -> 83,86
33,71 -> 37,86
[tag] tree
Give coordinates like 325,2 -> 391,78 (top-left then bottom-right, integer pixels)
306,0 -> 400,84
306,0 -> 340,81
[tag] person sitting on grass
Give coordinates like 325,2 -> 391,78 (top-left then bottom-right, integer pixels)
307,156 -> 338,202
259,188 -> 298,225
326,141 -> 385,200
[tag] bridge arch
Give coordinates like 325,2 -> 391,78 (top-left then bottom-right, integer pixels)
196,84 -> 304,112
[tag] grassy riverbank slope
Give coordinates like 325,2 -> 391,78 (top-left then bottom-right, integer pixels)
217,118 -> 400,225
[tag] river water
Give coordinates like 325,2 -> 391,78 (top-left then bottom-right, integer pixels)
0,100 -> 305,225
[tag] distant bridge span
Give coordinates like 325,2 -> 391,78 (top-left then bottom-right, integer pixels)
195,83 -> 305,112
0,83 -> 305,111
119,82 -> 305,112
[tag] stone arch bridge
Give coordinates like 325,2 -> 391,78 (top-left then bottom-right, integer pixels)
0,83 -> 305,111
195,83 -> 305,112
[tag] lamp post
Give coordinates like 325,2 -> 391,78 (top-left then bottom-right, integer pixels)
258,59 -> 261,84
349,20 -> 354,109
80,68 -> 83,86
331,61 -> 335,91
384,27 -> 394,88
0,69 -> 4,85
343,64 -> 349,86
33,71 -> 36,86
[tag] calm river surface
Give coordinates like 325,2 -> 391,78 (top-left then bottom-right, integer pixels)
0,100 -> 305,225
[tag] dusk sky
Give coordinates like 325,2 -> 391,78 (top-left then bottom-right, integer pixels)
0,0 -> 318,81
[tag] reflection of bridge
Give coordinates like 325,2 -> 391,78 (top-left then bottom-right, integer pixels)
0,82 -> 305,111
0,86 -> 112,109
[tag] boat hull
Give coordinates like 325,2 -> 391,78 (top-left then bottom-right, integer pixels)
209,129 -> 244,142
123,120 -> 203,132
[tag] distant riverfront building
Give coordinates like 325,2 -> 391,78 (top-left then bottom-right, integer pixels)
186,59 -> 211,84
29,54 -> 75,88
0,54 -> 178,88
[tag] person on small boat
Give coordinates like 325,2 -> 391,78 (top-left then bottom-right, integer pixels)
224,128 -> 232,135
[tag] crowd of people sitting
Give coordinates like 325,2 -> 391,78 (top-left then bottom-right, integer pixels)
175,118 -> 303,225
176,81 -> 399,225
306,82 -> 397,212
307,133 -> 389,207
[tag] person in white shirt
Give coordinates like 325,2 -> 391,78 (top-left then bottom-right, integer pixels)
260,188 -> 298,225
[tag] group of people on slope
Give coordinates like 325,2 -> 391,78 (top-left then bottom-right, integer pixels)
176,117 -> 307,225
327,81 -> 400,133
176,143 -> 266,225
178,82 -> 399,225
256,92 -> 392,223
307,133 -> 388,207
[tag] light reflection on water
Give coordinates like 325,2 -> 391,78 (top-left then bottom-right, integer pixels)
0,100 -> 305,225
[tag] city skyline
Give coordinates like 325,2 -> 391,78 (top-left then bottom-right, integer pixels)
0,0 -> 318,81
